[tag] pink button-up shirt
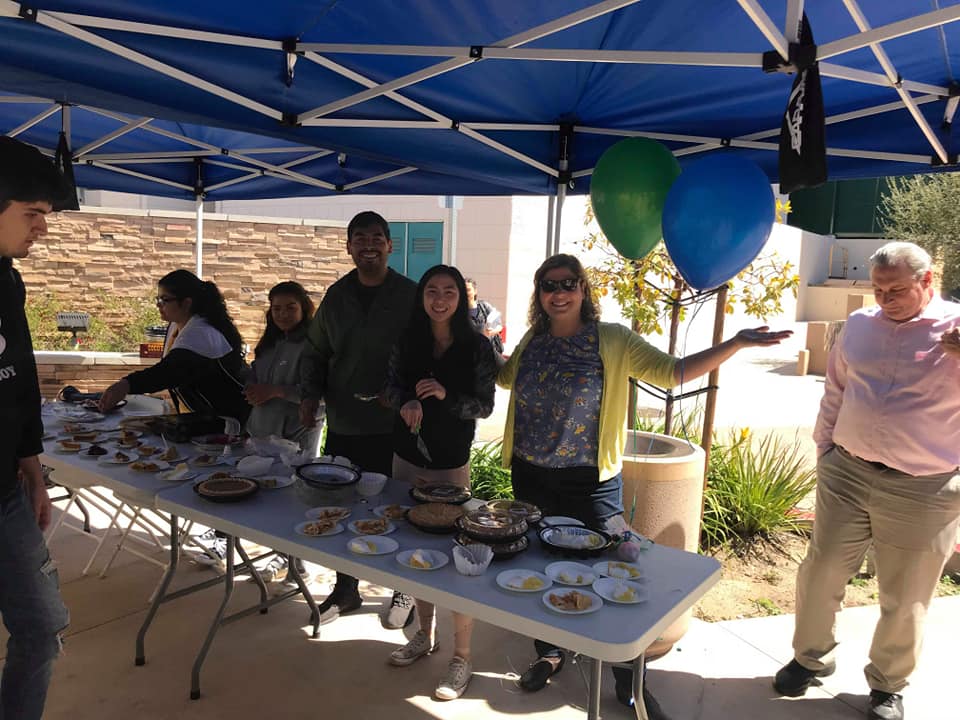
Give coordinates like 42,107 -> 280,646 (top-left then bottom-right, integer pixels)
814,296 -> 960,476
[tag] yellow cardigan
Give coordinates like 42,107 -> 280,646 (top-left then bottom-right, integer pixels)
497,322 -> 677,481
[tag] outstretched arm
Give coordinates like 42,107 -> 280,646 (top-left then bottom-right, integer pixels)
675,326 -> 792,385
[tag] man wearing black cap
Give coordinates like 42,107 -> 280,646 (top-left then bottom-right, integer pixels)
0,136 -> 70,719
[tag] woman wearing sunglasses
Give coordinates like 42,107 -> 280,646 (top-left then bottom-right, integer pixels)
498,254 -> 790,717
98,269 -> 250,425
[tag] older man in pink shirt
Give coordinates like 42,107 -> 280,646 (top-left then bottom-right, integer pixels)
773,242 -> 960,720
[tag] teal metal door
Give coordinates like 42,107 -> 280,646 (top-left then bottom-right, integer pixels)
385,221 -> 443,281
387,221 -> 407,275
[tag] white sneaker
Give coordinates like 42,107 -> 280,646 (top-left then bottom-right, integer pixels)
389,630 -> 438,667
259,555 -> 288,583
435,656 -> 472,700
382,590 -> 416,629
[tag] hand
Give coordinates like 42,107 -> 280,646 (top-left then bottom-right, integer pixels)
400,400 -> 423,431
98,379 -> 130,413
300,397 -> 320,428
244,383 -> 280,406
415,378 -> 446,401
734,326 -> 793,348
941,328 -> 960,357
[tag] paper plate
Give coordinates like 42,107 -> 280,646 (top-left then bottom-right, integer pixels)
542,588 -> 603,615
347,536 -> 399,556
496,569 -> 552,593
396,549 -> 449,571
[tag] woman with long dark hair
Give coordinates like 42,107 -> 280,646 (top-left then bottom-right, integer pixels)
98,269 -> 250,424
245,281 -> 317,448
383,264 -> 497,701
499,254 -> 790,716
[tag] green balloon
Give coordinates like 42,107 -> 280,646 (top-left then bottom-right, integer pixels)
590,138 -> 681,260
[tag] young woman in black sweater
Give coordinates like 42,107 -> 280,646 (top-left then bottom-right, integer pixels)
98,269 -> 250,424
383,264 -> 497,701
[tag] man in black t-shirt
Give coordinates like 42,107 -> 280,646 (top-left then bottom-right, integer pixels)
0,136 -> 70,720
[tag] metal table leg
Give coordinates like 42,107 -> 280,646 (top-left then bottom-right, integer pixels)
190,533 -> 236,700
286,554 -> 320,638
632,654 -> 649,720
587,656 -> 603,720
234,539 -> 269,613
136,514 -> 180,666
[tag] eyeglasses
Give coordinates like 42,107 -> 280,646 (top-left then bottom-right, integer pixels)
155,295 -> 179,306
538,277 -> 580,293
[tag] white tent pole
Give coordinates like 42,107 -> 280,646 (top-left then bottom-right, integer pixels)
195,196 -> 204,279
6,104 -> 60,137
553,184 -> 565,255
785,0 -> 804,42
85,161 -> 194,191
297,0 -> 643,122
545,196 -> 555,258
74,117 -> 153,158
841,0 -> 949,164
818,4 -> 960,60
5,2 -> 283,121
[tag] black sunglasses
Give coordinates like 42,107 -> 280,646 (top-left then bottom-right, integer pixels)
538,277 -> 580,293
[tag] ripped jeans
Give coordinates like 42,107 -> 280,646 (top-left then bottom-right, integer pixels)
0,487 -> 70,720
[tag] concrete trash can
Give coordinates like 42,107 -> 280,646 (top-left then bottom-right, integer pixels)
621,430 -> 706,657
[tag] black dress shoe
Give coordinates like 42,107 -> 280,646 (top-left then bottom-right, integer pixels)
317,590 -> 363,626
773,659 -> 836,697
867,691 -> 903,720
519,654 -> 565,691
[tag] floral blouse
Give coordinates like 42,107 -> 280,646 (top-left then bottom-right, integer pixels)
513,322 -> 604,468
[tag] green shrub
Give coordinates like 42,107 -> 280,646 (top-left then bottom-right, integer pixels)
470,439 -> 513,500
26,292 -> 160,352
701,429 -> 817,551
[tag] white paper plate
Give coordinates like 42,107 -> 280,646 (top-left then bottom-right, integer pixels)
496,569 -> 552,593
540,516 -> 586,527
544,561 -> 597,586
348,519 -> 396,536
592,560 -> 643,580
396,549 -> 449,571
128,460 -> 170,473
592,577 -> 649,605
159,467 -> 201,483
63,432 -> 110,444
59,422 -> 99,434
255,475 -> 294,490
373,504 -> 412,520
134,445 -> 166,458
53,441 -> 90,454
294,520 -> 344,538
77,445 -> 112,460
304,506 -> 352,522
98,451 -> 136,465
191,455 -> 229,467
347,536 -> 399,556
542,588 -> 603,615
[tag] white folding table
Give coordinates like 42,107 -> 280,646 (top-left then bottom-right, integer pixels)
155,478 -> 720,718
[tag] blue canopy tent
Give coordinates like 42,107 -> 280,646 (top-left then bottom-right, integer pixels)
0,0 -> 959,248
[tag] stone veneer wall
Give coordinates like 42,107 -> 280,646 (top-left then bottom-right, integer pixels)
18,208 -> 352,348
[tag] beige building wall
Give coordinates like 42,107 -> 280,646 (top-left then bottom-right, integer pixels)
19,207 -> 352,348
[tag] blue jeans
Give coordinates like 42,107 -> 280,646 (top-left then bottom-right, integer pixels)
0,487 -> 70,720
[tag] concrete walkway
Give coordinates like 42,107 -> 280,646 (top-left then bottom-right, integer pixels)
5,499 -> 953,720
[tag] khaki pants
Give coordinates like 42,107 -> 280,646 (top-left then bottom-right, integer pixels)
793,446 -> 960,693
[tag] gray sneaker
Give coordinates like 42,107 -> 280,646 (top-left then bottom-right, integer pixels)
259,555 -> 289,583
389,630 -> 438,667
435,656 -> 472,700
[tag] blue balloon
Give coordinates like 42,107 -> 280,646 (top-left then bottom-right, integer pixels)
662,155 -> 775,291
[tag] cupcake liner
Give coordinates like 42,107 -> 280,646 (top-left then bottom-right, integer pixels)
453,543 -> 493,576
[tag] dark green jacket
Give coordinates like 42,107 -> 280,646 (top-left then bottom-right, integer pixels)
301,268 -> 417,436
